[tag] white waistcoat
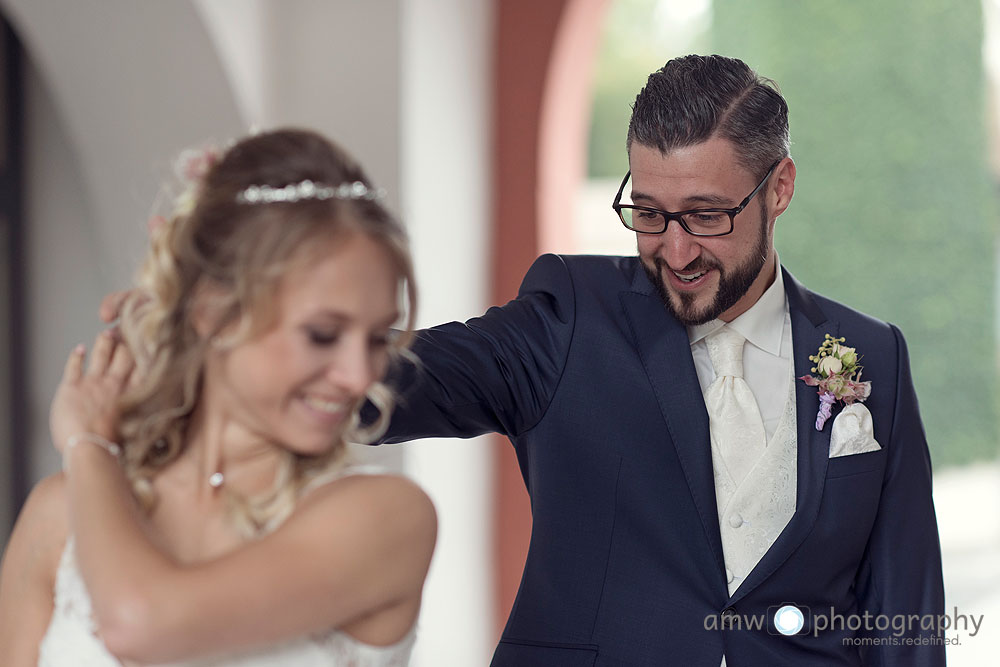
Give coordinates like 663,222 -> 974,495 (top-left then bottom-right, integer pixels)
712,365 -> 798,597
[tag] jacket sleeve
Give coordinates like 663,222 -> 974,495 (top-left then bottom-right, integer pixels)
380,253 -> 576,442
855,324 -> 945,666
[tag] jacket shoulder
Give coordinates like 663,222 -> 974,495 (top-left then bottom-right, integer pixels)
522,254 -> 640,293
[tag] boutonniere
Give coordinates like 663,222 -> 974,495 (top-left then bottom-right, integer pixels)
799,334 -> 872,431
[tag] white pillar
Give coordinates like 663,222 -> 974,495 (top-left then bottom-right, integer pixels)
401,0 -> 495,663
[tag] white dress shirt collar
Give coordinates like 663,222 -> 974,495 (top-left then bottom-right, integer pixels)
687,257 -> 786,356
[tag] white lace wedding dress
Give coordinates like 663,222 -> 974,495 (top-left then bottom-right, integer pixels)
36,467 -> 417,666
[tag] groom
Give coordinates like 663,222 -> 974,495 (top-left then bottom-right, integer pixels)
384,55 -> 944,666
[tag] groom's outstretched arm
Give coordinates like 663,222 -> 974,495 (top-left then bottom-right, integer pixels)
381,253 -> 576,443
855,325 -> 945,667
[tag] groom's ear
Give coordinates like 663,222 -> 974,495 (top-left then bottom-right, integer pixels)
769,157 -> 796,220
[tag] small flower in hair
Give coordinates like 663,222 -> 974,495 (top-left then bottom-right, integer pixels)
176,146 -> 220,185
171,144 -> 221,217
147,215 -> 168,236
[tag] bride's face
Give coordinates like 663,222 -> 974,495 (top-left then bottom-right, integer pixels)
203,230 -> 401,455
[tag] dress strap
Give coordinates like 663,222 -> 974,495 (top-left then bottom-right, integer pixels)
299,463 -> 388,499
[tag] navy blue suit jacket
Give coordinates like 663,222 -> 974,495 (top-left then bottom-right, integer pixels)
384,254 -> 944,666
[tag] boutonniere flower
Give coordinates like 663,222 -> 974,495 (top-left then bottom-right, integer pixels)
799,334 -> 872,430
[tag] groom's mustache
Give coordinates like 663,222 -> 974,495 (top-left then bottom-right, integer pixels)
656,255 -> 722,278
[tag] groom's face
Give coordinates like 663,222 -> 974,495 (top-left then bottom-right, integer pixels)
630,137 -> 778,326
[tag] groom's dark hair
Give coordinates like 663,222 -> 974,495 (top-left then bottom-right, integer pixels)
627,54 -> 790,178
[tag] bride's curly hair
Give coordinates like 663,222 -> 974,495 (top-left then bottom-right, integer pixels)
116,128 -> 416,536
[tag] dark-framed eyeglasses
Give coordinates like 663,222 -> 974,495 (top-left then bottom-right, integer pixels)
611,160 -> 780,237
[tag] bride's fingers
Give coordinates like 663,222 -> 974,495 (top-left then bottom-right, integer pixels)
86,330 -> 115,376
107,339 -> 135,383
62,344 -> 86,383
126,366 -> 144,389
99,290 -> 131,324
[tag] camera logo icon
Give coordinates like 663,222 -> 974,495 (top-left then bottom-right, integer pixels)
769,604 -> 807,636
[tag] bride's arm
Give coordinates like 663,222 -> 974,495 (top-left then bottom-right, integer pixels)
0,474 -> 70,667
68,448 -> 435,663
55,333 -> 437,664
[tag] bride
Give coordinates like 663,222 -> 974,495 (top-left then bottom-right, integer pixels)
0,129 -> 436,666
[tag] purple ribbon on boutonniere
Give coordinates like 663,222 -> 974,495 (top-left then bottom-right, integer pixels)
798,334 -> 872,431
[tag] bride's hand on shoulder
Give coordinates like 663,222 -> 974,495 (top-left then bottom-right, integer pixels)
49,330 -> 135,455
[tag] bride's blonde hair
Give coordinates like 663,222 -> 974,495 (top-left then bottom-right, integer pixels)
116,129 -> 416,536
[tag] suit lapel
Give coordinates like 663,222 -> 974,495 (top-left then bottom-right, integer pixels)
728,268 -> 837,605
620,268 -> 725,577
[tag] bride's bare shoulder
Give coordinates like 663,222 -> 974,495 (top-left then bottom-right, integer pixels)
302,472 -> 436,532
3,473 -> 71,565
294,471 -> 436,563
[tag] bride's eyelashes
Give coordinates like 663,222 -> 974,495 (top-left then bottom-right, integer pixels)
305,327 -> 341,347
303,326 -> 394,350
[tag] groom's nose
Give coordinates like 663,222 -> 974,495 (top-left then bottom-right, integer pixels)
660,219 -> 703,270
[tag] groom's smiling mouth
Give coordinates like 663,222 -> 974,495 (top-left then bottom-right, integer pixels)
665,264 -> 715,291
674,269 -> 707,283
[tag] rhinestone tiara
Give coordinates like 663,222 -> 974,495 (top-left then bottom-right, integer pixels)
236,179 -> 384,204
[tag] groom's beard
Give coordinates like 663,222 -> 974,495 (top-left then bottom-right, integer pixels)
642,208 -> 770,326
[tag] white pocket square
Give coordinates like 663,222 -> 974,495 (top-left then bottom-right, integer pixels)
829,403 -> 881,458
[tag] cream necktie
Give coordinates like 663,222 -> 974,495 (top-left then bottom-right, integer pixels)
704,326 -> 766,485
